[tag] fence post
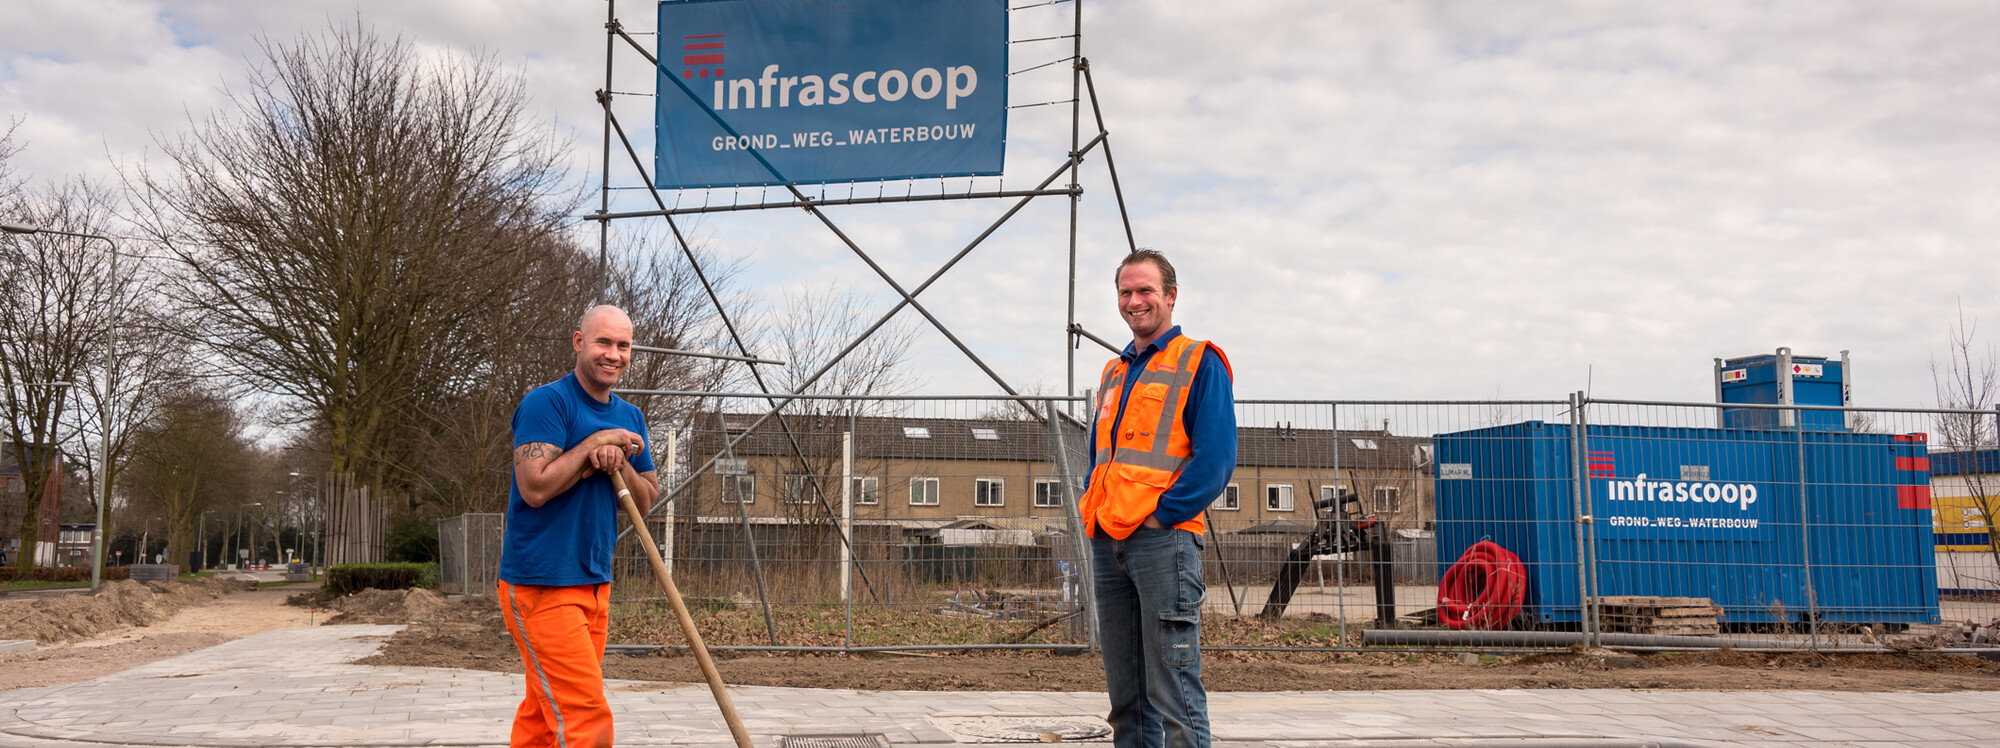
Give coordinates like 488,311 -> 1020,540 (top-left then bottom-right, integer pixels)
1331,402 -> 1346,644
1797,409 -> 1819,648
1570,391 -> 1600,645
1047,396 -> 1099,649
841,428 -> 854,604
664,430 -> 677,580
457,516 -> 468,597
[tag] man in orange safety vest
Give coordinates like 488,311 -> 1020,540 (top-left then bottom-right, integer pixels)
1080,249 -> 1236,748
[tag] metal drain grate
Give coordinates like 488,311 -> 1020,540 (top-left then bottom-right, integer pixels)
780,736 -> 890,748
929,716 -> 1111,743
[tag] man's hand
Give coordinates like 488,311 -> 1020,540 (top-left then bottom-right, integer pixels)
1143,516 -> 1165,530
579,428 -> 644,475
588,428 -> 645,454
584,444 -> 627,475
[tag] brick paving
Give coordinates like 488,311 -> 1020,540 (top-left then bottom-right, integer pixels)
0,625 -> 1995,747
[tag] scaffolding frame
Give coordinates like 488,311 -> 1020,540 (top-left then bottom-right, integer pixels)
592,0 -> 1140,648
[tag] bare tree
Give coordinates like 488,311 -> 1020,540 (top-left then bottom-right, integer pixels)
407,235 -> 742,518
697,284 -> 924,527
1932,302 -> 2000,577
120,388 -> 253,571
0,176 -> 118,575
133,20 -> 576,498
756,284 -> 923,417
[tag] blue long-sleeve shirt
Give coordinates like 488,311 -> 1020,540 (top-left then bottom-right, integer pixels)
1087,326 -> 1238,529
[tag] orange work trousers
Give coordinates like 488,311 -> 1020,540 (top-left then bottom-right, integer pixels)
499,580 -> 614,748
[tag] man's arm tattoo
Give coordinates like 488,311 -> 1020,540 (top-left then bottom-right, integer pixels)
513,442 -> 560,465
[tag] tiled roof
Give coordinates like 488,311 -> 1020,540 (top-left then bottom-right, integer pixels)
689,412 -> 1430,471
691,412 -> 1059,464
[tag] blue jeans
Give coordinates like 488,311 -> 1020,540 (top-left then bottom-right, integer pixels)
1092,526 -> 1209,748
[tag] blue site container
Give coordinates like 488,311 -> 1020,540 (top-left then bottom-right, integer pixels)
1432,421 -> 1937,626
1716,348 -> 1850,432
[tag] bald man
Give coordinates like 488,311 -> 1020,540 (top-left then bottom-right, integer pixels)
498,305 -> 660,748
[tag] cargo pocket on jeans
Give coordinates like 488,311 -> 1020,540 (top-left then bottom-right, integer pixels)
1158,539 -> 1205,667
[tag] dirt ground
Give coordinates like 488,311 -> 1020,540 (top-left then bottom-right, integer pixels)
353,594 -> 2000,693
6,583 -> 2000,695
0,580 -> 312,694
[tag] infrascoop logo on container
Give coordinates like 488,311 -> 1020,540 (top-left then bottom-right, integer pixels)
1602,473 -> 1758,509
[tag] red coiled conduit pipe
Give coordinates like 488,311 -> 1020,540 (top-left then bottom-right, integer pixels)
1437,540 -> 1526,630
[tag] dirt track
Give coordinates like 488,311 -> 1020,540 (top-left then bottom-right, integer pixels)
0,582 -> 316,694
358,593 -> 2000,693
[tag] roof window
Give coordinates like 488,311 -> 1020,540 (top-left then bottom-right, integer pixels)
971,428 -> 1000,441
903,426 -> 932,439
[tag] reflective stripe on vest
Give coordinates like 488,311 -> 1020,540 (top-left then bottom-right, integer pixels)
1081,334 -> 1217,539
1093,340 -> 1203,472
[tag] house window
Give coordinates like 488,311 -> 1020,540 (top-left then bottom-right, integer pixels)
851,476 -> 879,505
909,476 -> 940,506
783,474 -> 813,504
1034,479 -> 1063,508
722,474 -> 756,504
1351,438 -> 1379,450
1321,485 -> 1341,512
1374,486 -> 1399,514
1266,483 -> 1294,511
975,478 -> 1005,507
903,426 -> 931,439
971,427 -> 1000,441
1215,483 -> 1240,511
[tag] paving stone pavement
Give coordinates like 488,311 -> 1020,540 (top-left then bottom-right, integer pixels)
0,625 -> 1996,748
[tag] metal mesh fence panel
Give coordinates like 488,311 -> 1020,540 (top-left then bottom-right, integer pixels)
1207,399 -> 1577,647
612,396 -> 1091,651
599,394 -> 2000,653
438,515 -> 463,595
438,513 -> 505,597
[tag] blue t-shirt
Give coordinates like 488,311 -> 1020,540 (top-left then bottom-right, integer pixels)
499,372 -> 654,587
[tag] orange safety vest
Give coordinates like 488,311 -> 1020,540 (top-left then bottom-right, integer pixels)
1080,334 -> 1233,540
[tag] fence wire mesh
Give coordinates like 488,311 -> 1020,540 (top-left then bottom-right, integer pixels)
437,513 -> 505,596
567,395 -> 2000,653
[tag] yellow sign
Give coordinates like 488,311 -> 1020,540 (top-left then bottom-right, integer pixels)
1932,490 -> 1999,552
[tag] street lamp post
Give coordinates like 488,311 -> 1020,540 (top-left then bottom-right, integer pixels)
1,221 -> 117,590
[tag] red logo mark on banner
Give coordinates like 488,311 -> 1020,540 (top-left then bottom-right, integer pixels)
1897,485 -> 1931,510
1587,450 -> 1615,479
683,34 -> 724,79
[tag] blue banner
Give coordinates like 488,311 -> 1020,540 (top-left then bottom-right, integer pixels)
655,0 -> 1008,189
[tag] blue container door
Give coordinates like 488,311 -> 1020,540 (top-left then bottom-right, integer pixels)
1800,431 -> 1939,624
1433,422 -> 1584,624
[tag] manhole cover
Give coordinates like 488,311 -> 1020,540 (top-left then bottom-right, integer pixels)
930,716 -> 1111,743
781,736 -> 889,748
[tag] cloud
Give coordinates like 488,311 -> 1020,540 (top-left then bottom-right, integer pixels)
6,0 -> 1999,412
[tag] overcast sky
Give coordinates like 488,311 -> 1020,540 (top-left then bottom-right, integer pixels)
5,1 -> 1997,414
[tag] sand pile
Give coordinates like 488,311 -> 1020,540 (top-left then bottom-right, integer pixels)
324,587 -> 451,625
0,577 -> 257,643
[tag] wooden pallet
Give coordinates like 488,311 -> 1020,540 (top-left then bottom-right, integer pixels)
1591,596 -> 1720,635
